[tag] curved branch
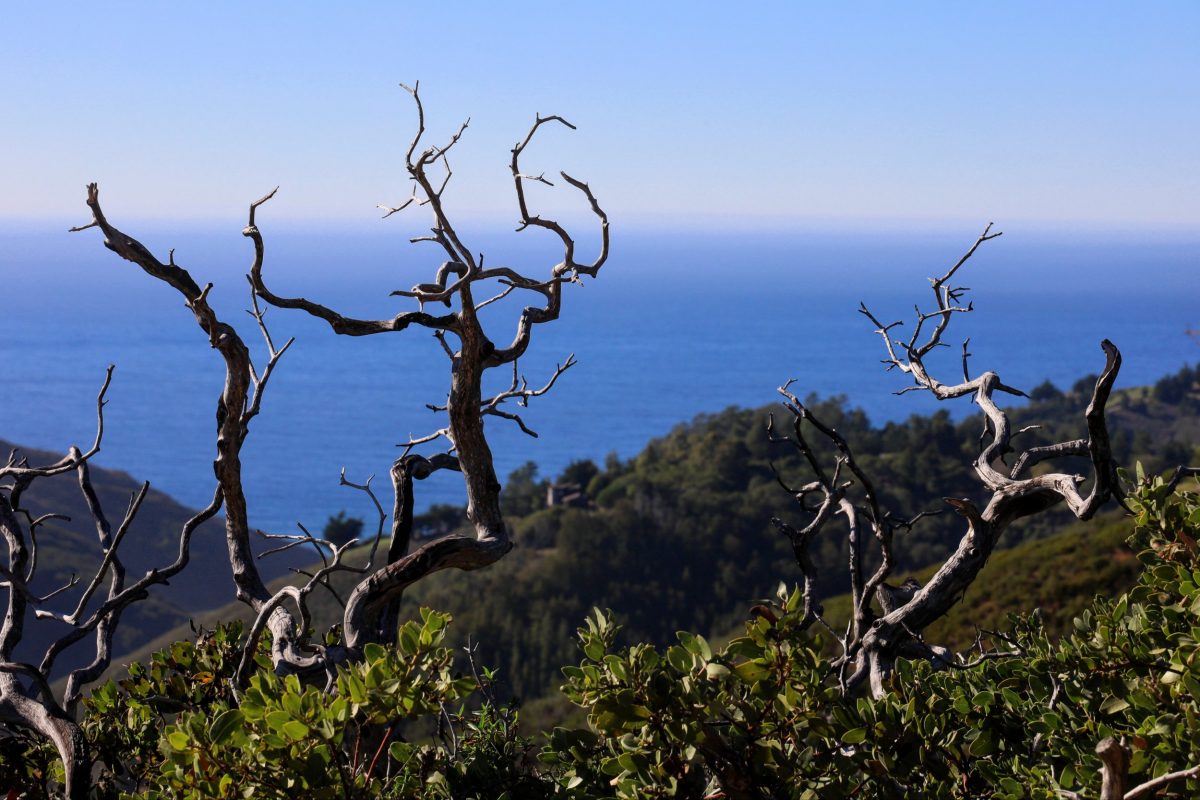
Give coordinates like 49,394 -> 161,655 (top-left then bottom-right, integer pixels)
1124,764 -> 1200,800
487,112 -> 609,367
244,190 -> 459,337
343,535 -> 510,650
0,366 -> 114,485
779,229 -> 1128,699
39,489 -> 222,677
70,184 -> 311,679
0,682 -> 88,799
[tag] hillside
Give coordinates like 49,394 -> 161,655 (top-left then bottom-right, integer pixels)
109,364 -> 1199,726
819,509 -> 1138,651
1,439 -> 310,676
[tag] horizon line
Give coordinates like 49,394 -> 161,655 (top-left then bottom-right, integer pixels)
1,211 -> 1198,241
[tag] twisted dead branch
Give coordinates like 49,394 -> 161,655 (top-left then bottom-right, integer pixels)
771,226 -> 1124,698
250,83 -> 607,648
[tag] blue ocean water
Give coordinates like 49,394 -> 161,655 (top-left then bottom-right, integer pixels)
1,221 -> 1195,532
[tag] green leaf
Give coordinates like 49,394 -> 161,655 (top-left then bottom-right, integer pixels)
281,720 -> 310,741
678,631 -> 712,661
999,777 -> 1024,795
971,690 -> 995,709
389,741 -> 413,762
1100,695 -> 1131,715
399,624 -> 419,656
422,608 -> 448,631
583,637 -> 607,662
734,661 -> 770,683
667,646 -> 693,673
968,728 -> 996,757
281,692 -> 303,718
591,696 -> 652,731
209,708 -> 244,744
605,654 -> 629,681
841,727 -> 867,745
265,710 -> 290,733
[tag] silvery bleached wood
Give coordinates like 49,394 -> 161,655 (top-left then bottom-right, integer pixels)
771,224 -> 1125,699
1,369 -> 225,798
250,83 -> 607,651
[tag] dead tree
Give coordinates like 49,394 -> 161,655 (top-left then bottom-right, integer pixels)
0,176 -> 299,795
0,378 -> 238,796
1,85 -> 604,797
770,224 -> 1122,699
248,82 -> 608,653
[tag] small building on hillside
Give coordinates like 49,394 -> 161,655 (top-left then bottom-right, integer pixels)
546,482 -> 590,509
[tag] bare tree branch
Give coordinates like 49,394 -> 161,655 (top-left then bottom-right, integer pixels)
0,367 -> 114,486
772,226 -> 1126,699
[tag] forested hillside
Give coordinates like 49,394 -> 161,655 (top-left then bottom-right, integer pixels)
406,366 -> 1198,718
118,364 -> 1199,723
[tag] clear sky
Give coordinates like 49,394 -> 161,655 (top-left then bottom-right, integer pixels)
1,2 -> 1197,231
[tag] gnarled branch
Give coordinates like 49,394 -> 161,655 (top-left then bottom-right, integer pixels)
773,226 -> 1125,699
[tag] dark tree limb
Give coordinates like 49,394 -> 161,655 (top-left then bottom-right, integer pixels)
343,535 -> 510,650
2,429 -> 222,800
69,184 -> 321,681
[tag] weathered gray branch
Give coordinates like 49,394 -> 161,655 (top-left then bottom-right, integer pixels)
774,226 -> 1125,700
343,535 -> 510,650
250,86 -> 604,651
0,183 -> 296,796
2,437 -> 222,799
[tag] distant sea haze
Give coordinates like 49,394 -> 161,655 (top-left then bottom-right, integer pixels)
1,224 -> 1195,532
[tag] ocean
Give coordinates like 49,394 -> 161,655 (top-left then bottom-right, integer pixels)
1,220 -> 1196,532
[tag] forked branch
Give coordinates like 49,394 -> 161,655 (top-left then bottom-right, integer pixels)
773,226 -> 1125,699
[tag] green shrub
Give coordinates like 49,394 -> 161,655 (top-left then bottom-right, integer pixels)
544,470 -> 1200,798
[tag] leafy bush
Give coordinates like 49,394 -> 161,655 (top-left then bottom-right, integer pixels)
8,612 -> 547,799
544,470 -> 1200,798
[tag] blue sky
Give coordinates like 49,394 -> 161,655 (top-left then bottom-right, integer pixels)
1,3 -> 1197,230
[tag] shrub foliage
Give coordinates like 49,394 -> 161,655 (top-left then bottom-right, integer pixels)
3,472 -> 1196,798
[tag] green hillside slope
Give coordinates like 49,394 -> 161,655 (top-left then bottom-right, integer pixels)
819,510 -> 1138,651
